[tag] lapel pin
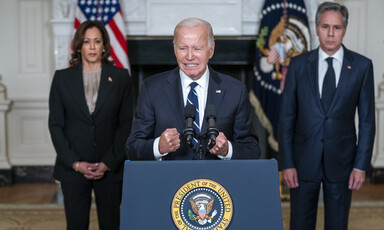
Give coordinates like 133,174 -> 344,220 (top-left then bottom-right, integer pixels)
216,90 -> 221,94
347,66 -> 352,69
108,77 -> 112,82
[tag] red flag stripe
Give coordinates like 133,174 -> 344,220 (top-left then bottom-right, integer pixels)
106,25 -> 129,69
110,46 -> 124,68
108,12 -> 128,53
74,18 -> 80,29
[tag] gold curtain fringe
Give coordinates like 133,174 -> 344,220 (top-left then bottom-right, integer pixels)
249,90 -> 279,152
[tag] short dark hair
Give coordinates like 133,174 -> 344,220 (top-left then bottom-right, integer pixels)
315,2 -> 349,29
69,20 -> 114,66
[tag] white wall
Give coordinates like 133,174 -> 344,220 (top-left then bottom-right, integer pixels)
0,0 -> 56,166
0,0 -> 383,166
337,0 -> 384,94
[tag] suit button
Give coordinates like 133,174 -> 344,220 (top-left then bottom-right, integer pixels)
90,126 -> 95,131
325,117 -> 328,120
321,139 -> 324,142
94,143 -> 97,147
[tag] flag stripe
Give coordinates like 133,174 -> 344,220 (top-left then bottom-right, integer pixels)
74,7 -> 87,29
108,12 -> 128,53
74,18 -> 80,29
267,46 -> 281,64
110,46 -> 124,68
106,24 -> 129,69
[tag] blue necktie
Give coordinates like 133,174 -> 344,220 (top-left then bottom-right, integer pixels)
321,57 -> 336,113
187,82 -> 200,147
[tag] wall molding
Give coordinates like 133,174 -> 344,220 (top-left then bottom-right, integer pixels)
8,98 -> 55,166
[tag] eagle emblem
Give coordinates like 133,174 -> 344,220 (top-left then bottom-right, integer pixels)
189,193 -> 217,225
171,179 -> 233,230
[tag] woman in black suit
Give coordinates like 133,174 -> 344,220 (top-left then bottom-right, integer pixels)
49,20 -> 133,230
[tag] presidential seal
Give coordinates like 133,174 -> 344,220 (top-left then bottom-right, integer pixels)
171,179 -> 233,230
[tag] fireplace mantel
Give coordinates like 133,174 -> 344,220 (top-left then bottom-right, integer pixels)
127,36 -> 256,66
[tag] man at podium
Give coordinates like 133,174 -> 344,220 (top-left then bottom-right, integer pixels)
126,18 -> 260,160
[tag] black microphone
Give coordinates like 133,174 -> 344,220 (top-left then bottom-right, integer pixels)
183,104 -> 196,148
206,105 -> 219,149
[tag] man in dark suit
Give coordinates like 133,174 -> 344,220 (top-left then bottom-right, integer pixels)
278,2 -> 375,230
126,18 -> 259,160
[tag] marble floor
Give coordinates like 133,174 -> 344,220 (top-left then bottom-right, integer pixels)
0,182 -> 383,204
0,182 -> 383,230
0,183 -> 59,204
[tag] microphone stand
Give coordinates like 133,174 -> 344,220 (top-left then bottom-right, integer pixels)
191,132 -> 216,160
195,133 -> 207,160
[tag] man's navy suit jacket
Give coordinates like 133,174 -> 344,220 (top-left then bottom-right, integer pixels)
127,66 -> 260,160
278,46 -> 375,182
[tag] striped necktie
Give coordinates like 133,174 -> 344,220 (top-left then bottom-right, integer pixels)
187,82 -> 200,147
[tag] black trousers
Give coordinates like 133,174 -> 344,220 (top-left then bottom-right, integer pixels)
289,178 -> 352,230
61,180 -> 122,230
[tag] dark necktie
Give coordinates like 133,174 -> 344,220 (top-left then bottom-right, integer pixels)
187,82 -> 200,148
321,57 -> 336,113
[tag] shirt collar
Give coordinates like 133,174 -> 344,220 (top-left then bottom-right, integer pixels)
180,66 -> 209,91
319,46 -> 344,62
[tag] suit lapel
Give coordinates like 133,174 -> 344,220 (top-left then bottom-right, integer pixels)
306,50 -> 323,112
332,47 -> 354,108
164,68 -> 185,129
70,65 -> 92,118
202,67 -> 225,132
92,64 -> 118,117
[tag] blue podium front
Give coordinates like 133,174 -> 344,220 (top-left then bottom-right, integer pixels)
120,160 -> 283,229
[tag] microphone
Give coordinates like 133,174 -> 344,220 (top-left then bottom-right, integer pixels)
206,105 -> 219,149
183,104 -> 196,148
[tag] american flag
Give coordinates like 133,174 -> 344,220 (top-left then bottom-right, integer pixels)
74,0 -> 130,73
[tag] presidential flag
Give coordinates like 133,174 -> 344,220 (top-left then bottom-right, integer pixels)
250,0 -> 310,151
74,0 -> 130,72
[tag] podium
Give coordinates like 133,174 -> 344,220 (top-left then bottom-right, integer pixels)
120,159 -> 283,229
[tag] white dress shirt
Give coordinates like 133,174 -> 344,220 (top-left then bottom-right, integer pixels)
318,47 -> 344,98
180,68 -> 209,128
